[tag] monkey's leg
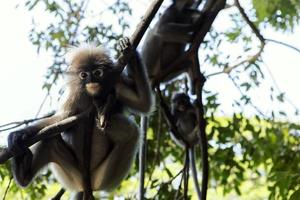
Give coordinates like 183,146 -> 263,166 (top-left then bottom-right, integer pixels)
50,136 -> 83,192
92,115 -> 139,190
189,147 -> 201,199
117,37 -> 153,113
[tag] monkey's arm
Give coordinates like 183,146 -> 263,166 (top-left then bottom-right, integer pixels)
116,38 -> 153,113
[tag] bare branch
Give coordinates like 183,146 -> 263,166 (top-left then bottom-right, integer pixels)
207,44 -> 264,78
208,1 -> 300,78
265,38 -> 300,53
2,176 -> 12,200
208,0 -> 266,78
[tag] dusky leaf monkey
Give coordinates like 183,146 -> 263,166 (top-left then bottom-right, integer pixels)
141,0 -> 202,94
7,37 -> 153,199
171,92 -> 201,199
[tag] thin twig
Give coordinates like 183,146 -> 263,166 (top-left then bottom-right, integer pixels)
35,92 -> 50,118
175,169 -> 185,200
51,188 -> 66,200
207,45 -> 264,78
0,112 -> 55,132
263,62 -> 300,112
2,176 -> 12,200
207,0 -> 266,78
229,75 -> 267,117
265,38 -> 300,53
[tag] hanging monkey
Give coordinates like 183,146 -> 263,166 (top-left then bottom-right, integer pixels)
171,93 -> 202,199
171,93 -> 199,147
7,37 -> 153,199
141,0 -> 202,94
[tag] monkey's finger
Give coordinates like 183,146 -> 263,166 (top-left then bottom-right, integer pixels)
117,40 -> 126,52
123,37 -> 131,46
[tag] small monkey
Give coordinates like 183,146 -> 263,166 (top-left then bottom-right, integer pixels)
8,38 -> 153,199
171,92 -> 201,198
171,93 -> 199,147
141,0 -> 202,93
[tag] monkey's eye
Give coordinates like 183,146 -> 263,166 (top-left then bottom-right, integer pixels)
79,72 -> 89,80
93,68 -> 104,78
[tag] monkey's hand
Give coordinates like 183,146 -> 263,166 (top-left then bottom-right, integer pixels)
118,37 -> 135,62
8,130 -> 33,158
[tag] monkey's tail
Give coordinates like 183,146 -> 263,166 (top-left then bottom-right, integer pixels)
189,147 -> 202,199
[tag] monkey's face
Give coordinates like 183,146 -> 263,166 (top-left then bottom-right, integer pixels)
172,93 -> 192,113
67,45 -> 117,99
77,63 -> 116,98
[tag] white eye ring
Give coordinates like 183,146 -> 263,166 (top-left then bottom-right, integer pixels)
93,68 -> 104,78
79,72 -> 88,80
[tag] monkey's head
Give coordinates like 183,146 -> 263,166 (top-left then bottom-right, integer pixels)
67,45 -> 118,99
171,93 -> 193,114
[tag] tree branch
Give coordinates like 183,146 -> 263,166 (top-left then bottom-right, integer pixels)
234,0 -> 265,45
207,44 -> 264,78
265,38 -> 300,53
116,0 -> 164,68
207,0 -> 266,78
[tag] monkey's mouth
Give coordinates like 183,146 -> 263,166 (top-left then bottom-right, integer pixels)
86,83 -> 102,96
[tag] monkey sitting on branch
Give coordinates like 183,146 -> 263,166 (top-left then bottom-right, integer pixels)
6,37 -> 153,200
